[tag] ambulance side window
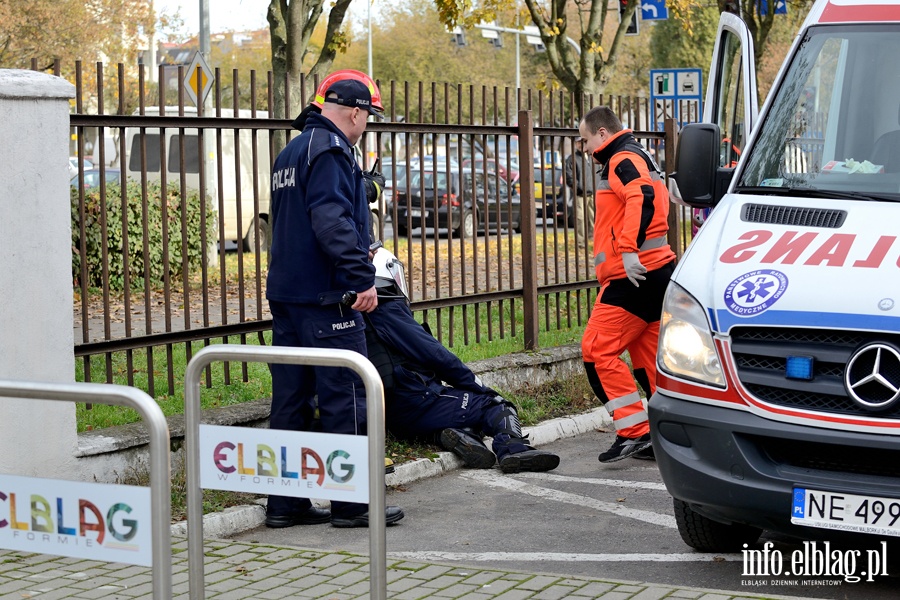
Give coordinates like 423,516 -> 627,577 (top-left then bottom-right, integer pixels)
715,30 -> 746,169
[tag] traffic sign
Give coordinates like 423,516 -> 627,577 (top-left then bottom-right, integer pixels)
183,52 -> 214,107
649,68 -> 702,131
759,0 -> 787,14
619,0 -> 640,36
641,0 -> 669,21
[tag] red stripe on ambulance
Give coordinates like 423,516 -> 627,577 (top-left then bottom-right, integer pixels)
819,2 -> 900,22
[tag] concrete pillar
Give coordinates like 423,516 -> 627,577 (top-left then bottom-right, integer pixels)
0,70 -> 78,478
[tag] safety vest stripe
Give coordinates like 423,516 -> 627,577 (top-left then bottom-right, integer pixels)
614,410 -> 649,430
594,236 -> 665,267
605,391 -> 642,412
639,236 -> 667,251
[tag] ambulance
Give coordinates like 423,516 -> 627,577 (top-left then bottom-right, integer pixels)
653,0 -> 900,551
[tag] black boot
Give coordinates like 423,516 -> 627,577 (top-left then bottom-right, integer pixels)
487,401 -> 561,473
440,428 -> 496,468
498,448 -> 560,474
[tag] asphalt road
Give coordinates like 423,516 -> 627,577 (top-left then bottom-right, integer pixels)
230,429 -> 900,599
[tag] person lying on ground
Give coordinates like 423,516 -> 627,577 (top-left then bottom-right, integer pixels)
360,248 -> 560,474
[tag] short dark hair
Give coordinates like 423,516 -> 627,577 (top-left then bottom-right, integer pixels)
581,106 -> 623,135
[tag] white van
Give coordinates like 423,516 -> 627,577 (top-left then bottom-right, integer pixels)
124,107 -> 272,252
653,0 -> 900,551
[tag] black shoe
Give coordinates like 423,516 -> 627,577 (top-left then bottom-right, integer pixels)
331,506 -> 405,528
598,434 -> 652,463
498,449 -> 560,474
265,506 -> 332,528
632,444 -> 655,461
440,428 -> 496,469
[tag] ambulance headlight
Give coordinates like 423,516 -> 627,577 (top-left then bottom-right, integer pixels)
658,282 -> 725,387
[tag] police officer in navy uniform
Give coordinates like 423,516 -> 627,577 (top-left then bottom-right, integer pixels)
363,250 -> 561,474
265,71 -> 404,528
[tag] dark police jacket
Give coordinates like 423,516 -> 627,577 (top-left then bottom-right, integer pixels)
266,113 -> 374,305
364,300 -> 497,417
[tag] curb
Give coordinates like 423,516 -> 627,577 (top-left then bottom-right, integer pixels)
172,407 -> 612,538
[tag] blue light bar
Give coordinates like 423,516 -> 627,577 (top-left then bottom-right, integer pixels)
785,355 -> 814,380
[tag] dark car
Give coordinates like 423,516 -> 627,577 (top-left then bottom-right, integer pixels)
531,165 -> 567,224
394,168 -> 520,237
461,157 -> 520,184
70,168 -> 122,189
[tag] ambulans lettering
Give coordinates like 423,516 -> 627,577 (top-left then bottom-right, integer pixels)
720,230 -> 899,268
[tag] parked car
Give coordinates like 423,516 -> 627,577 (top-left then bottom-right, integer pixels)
394,168 -> 520,237
462,157 -> 520,183
70,168 -> 121,189
68,157 -> 94,178
530,165 -> 566,223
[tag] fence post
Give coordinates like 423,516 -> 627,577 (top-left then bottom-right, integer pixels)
517,110 -> 539,351
0,69 -> 79,478
664,117 -> 681,255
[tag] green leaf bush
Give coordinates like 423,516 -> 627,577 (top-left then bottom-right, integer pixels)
71,181 -> 216,291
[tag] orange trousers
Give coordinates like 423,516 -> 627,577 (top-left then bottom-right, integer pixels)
581,261 -> 674,439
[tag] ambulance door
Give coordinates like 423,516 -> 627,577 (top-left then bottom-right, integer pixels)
703,12 -> 759,170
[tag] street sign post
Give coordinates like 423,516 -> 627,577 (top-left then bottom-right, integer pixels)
649,67 -> 702,131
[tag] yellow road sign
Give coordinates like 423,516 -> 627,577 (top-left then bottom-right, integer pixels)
184,52 -> 214,107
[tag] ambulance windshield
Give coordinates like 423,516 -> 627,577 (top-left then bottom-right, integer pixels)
738,24 -> 900,200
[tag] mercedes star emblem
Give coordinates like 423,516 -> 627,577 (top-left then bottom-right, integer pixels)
844,342 -> 900,411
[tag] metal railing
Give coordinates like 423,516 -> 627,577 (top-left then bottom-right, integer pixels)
183,345 -> 388,600
57,60 -> 685,398
0,380 -> 171,600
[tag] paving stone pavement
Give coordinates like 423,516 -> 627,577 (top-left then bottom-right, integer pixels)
0,536 -> 811,600
0,411 -> 817,600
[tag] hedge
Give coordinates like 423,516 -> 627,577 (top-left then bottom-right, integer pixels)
71,181 -> 216,291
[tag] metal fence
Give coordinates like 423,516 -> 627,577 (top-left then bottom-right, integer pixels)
59,60 -> 689,398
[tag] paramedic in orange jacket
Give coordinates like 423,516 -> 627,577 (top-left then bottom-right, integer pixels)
578,106 -> 676,463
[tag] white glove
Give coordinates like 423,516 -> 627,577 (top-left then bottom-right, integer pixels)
622,252 -> 647,287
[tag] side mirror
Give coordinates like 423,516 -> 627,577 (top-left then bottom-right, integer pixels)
671,123 -> 733,208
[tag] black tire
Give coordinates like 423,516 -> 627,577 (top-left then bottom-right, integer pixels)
673,498 -> 762,552
395,221 -> 409,237
244,216 -> 270,255
456,209 -> 474,238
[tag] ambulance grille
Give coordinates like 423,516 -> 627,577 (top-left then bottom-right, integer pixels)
730,327 -> 900,419
748,435 -> 900,478
741,204 -> 846,227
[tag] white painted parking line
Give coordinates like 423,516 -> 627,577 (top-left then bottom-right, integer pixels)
460,470 -> 677,528
388,551 -> 740,562
516,471 -> 668,491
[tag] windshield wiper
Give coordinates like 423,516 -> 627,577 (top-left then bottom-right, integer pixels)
734,185 -> 900,202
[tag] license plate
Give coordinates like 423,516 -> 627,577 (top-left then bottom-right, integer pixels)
409,209 -> 429,218
792,487 -> 900,536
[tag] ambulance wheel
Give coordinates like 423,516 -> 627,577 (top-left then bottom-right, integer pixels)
673,498 -> 761,552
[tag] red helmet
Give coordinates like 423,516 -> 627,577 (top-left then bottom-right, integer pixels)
311,69 -> 384,114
